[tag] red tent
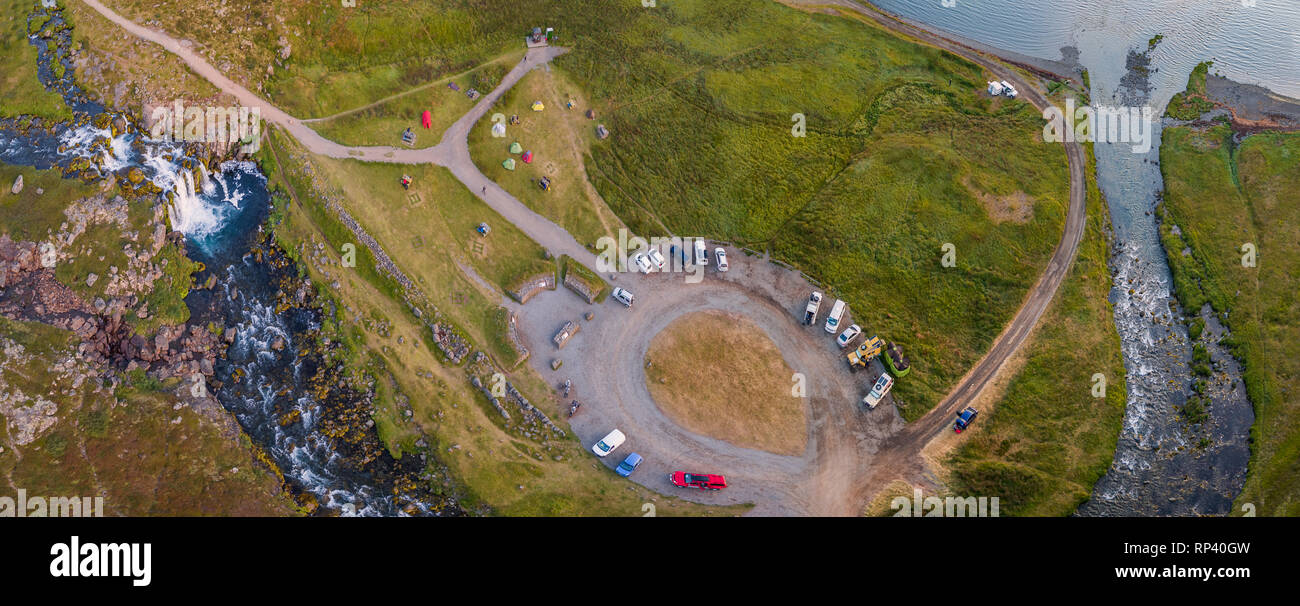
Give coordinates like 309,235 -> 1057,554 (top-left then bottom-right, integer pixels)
521,150 -> 534,163
421,110 -> 432,129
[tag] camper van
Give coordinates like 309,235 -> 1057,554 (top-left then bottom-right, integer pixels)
694,239 -> 708,267
824,299 -> 846,334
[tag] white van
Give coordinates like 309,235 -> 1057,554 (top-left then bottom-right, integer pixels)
824,299 -> 845,334
592,429 -> 626,457
612,287 -> 634,307
694,238 -> 708,267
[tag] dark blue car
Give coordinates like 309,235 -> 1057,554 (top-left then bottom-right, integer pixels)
616,453 -> 643,477
954,407 -> 979,433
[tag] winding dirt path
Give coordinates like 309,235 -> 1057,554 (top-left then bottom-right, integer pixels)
82,0 -> 1087,515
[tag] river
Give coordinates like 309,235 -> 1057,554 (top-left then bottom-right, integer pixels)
870,0 -> 1298,514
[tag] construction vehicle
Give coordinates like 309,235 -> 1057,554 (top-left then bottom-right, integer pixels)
803,291 -> 822,325
847,336 -> 884,371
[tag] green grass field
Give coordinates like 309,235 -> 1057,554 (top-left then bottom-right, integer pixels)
553,1 -> 1071,420
1159,121 -> 1300,516
945,145 -> 1126,516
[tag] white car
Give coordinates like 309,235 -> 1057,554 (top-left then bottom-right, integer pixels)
836,324 -> 861,348
612,287 -> 634,307
715,248 -> 728,272
694,239 -> 708,267
632,253 -> 653,274
824,299 -> 846,334
592,429 -> 626,457
648,248 -> 666,270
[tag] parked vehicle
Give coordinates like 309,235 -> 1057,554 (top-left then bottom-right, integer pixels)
955,407 -> 979,433
824,299 -> 846,334
715,248 -> 729,272
862,372 -> 894,410
670,244 -> 688,265
836,324 -> 861,348
803,291 -> 823,325
616,453 -> 643,477
648,248 -> 666,270
632,252 -> 653,274
669,471 -> 727,490
592,429 -> 626,457
847,336 -> 884,371
612,287 -> 634,307
694,239 -> 708,266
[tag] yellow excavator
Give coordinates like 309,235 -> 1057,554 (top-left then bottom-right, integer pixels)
847,336 -> 884,371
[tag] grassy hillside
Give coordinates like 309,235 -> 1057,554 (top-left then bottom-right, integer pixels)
557,1 -> 1071,419
946,146 -> 1126,516
1158,121 -> 1300,515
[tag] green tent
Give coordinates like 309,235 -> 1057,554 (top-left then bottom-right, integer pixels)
502,158 -> 516,170
509,142 -> 523,154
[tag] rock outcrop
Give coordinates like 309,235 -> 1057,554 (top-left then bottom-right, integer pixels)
0,234 -> 221,382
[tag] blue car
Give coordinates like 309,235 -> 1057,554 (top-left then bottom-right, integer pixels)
954,407 -> 979,433
616,453 -> 643,477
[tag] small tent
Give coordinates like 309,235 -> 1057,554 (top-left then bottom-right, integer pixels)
521,150 -> 534,164
539,176 -> 551,191
492,122 -> 506,138
421,111 -> 432,129
531,101 -> 545,112
585,109 -> 595,119
595,124 -> 609,140
502,158 -> 516,171
509,142 -> 523,154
